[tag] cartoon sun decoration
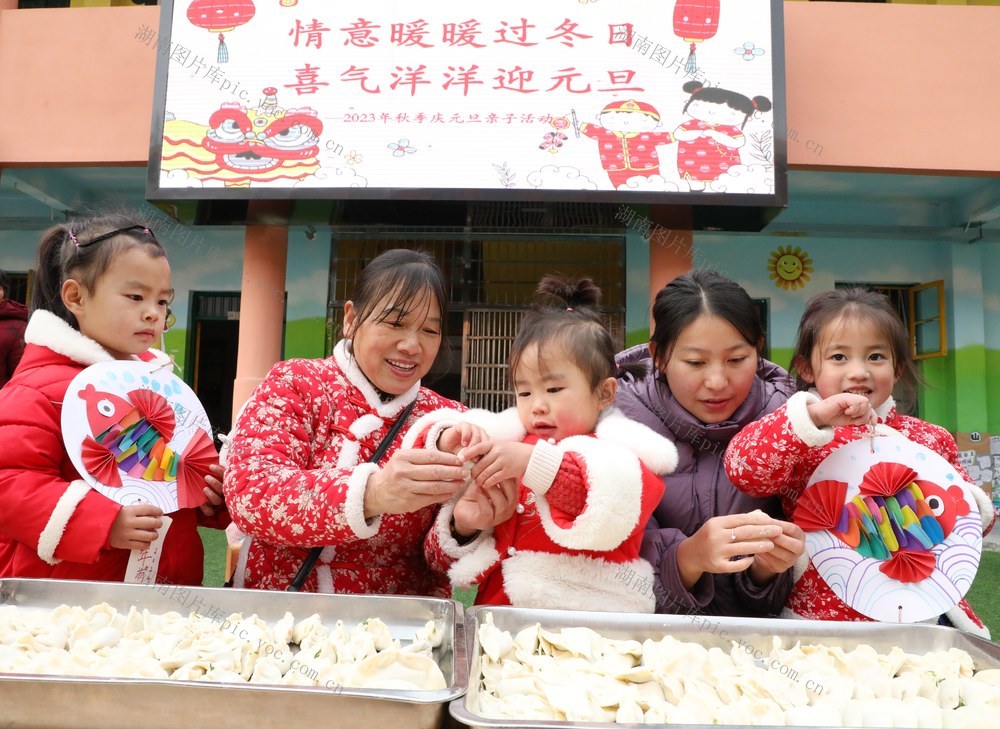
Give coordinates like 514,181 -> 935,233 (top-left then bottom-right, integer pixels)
768,245 -> 813,291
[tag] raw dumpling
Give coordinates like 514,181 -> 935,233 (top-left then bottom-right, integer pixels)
350,649 -> 446,690
414,620 -> 443,648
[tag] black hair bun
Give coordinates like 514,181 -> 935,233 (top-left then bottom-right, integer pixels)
537,274 -> 602,309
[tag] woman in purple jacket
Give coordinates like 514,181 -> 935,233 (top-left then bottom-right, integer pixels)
615,270 -> 805,617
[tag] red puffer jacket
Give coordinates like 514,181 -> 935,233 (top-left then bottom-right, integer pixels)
0,310 -> 226,585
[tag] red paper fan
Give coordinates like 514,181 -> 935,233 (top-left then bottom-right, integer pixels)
859,461 -> 919,498
81,436 -> 123,488
175,428 -> 218,509
794,479 -> 848,532
879,550 -> 936,584
128,389 -> 176,440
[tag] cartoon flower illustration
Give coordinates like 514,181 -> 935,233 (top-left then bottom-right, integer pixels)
345,150 -> 363,165
387,138 -> 417,157
735,42 -> 765,61
768,245 -> 813,291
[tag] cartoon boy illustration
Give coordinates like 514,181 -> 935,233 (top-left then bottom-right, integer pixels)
579,99 -> 675,189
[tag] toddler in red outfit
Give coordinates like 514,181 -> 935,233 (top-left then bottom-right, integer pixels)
414,276 -> 678,612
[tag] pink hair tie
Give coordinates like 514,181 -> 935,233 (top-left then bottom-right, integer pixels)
566,307 -> 574,312
67,230 -> 79,246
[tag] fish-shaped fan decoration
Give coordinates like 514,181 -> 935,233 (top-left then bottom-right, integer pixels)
796,436 -> 981,623
796,463 -> 969,583
62,361 -> 219,513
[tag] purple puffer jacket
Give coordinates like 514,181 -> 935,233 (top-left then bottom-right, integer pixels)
615,344 -> 795,617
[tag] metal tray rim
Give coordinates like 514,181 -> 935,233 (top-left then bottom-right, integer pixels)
451,604 -> 1000,729
0,577 -> 468,705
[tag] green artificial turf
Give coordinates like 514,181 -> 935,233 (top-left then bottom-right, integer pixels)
201,529 -> 998,642
199,527 -> 228,587
966,548 -> 1000,641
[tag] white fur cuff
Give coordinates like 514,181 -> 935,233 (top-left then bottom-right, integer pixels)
342,463 -> 382,539
944,605 -> 991,640
399,408 -> 465,450
522,439 -> 562,496
37,480 -> 92,565
430,481 -> 500,587
431,499 -> 494,560
535,437 -> 642,552
785,391 -> 835,447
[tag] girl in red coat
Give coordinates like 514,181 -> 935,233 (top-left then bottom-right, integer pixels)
412,276 -> 677,612
725,288 -> 994,636
0,214 -> 227,585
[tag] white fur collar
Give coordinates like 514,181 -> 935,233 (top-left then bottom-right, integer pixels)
594,408 -> 679,475
24,309 -> 171,368
333,339 -> 420,418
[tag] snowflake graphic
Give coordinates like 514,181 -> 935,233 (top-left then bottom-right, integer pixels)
387,138 -> 417,157
735,42 -> 766,61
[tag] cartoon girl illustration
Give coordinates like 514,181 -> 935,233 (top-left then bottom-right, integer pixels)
674,81 -> 771,190
579,99 -> 675,189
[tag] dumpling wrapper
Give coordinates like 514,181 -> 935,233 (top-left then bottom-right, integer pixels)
414,620 -> 444,648
538,626 -> 601,659
615,699 -> 645,724
478,616 -> 514,663
249,657 -> 285,684
973,669 -> 1000,686
349,649 -> 446,690
291,613 -> 325,646
356,617 -> 396,652
272,612 -> 295,645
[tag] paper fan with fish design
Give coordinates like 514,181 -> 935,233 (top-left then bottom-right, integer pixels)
803,436 -> 981,623
61,361 -> 218,513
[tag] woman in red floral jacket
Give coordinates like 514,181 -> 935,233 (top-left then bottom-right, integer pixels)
725,288 -> 994,636
224,249 -> 516,594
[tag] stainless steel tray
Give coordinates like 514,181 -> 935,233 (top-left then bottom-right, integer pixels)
0,578 -> 467,729
451,605 -> 1000,729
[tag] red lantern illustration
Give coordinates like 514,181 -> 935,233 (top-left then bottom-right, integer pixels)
187,0 -> 256,63
673,0 -> 720,75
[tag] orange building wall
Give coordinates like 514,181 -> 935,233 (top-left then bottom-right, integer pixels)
782,3 -> 1000,173
0,4 -> 998,173
0,6 -> 158,166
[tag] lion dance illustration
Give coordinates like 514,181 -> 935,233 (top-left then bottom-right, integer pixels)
161,88 -> 322,187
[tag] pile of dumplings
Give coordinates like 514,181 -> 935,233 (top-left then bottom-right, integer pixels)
473,615 -> 1000,727
0,603 -> 447,691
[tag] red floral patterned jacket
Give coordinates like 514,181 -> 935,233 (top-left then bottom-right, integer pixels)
224,340 -> 472,595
